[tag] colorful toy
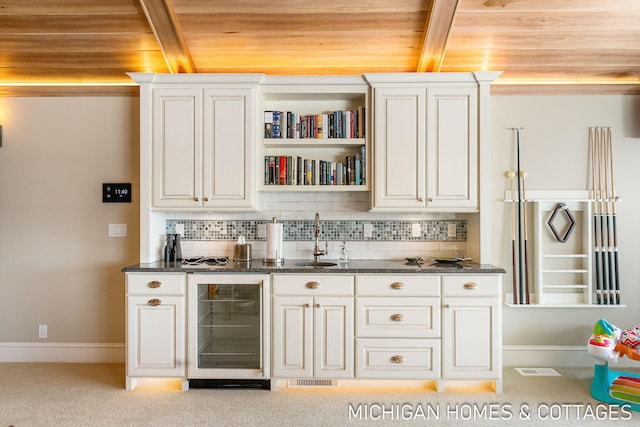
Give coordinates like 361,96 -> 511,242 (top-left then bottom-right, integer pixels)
587,319 -> 640,412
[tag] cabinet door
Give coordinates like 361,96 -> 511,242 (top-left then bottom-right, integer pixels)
372,87 -> 426,209
203,88 -> 256,209
442,297 -> 500,379
152,88 -> 202,207
425,86 -> 478,210
127,295 -> 185,377
314,297 -> 354,378
272,296 -> 313,378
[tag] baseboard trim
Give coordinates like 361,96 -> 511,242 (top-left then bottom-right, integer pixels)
503,345 -> 638,369
0,343 -> 634,368
0,342 -> 125,363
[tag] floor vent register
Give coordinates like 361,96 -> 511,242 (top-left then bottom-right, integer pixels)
515,367 -> 561,376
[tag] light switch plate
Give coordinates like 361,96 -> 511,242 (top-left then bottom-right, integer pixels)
447,223 -> 457,238
411,223 -> 421,237
108,224 -> 127,237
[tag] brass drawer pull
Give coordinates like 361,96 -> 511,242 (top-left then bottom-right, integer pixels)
390,355 -> 405,364
464,282 -> 479,290
306,281 -> 320,289
148,298 -> 161,306
390,282 -> 405,290
390,313 -> 405,321
148,281 -> 161,288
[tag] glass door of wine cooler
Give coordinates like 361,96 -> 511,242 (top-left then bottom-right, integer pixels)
187,274 -> 270,380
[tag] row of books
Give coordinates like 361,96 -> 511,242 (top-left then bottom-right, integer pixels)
264,149 -> 366,186
264,108 -> 365,139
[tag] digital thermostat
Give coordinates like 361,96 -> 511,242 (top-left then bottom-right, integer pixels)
103,183 -> 132,203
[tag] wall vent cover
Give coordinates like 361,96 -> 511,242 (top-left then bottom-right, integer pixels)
515,368 -> 561,376
289,379 -> 338,387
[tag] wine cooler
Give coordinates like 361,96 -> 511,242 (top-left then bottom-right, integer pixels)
187,274 -> 270,387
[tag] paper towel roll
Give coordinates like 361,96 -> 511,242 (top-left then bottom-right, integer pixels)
266,221 -> 284,261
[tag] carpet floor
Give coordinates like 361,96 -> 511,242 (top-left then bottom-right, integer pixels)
0,363 -> 638,426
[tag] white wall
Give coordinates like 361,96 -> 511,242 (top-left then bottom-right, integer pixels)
0,97 -> 140,345
1,93 -> 638,365
491,95 -> 640,349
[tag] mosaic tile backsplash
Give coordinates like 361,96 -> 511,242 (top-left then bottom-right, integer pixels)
166,219 -> 466,242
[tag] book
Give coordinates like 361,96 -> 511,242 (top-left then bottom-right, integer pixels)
264,111 -> 274,138
272,111 -> 281,139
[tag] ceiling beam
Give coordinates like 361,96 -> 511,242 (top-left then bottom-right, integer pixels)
138,0 -> 196,73
417,0 -> 459,72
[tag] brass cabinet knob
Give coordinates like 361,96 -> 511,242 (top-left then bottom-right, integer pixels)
390,313 -> 405,321
305,303 -> 311,308
443,304 -> 451,309
148,281 -> 161,288
194,197 -> 199,202
390,282 -> 405,290
306,281 -> 320,289
463,282 -> 479,290
148,298 -> 161,306
390,355 -> 405,364
204,197 -> 209,202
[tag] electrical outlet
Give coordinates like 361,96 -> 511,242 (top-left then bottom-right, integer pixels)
38,324 -> 48,339
175,223 -> 185,236
448,223 -> 457,238
257,224 -> 266,239
363,223 -> 373,238
411,223 -> 421,237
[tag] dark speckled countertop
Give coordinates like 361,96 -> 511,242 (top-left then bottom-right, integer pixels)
122,259 -> 505,274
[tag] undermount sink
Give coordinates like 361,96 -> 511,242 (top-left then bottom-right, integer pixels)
295,261 -> 338,268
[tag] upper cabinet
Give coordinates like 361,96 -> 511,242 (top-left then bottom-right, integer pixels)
132,73 -> 262,211
365,73 -> 499,212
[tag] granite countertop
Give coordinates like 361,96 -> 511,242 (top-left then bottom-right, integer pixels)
122,259 -> 505,274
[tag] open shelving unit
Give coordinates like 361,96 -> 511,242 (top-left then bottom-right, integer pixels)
533,199 -> 592,305
505,190 -> 625,308
258,76 -> 370,192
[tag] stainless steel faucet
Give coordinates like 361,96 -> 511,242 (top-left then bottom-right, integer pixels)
313,212 -> 328,262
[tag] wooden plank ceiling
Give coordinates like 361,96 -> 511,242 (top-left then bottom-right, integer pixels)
1,0 -> 639,96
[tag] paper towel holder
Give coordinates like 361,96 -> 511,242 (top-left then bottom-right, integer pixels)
264,217 -> 284,266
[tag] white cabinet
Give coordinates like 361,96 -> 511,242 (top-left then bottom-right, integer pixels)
369,83 -> 477,211
425,87 -> 478,210
271,274 -> 354,379
370,87 -> 426,209
365,72 -> 498,212
152,86 -> 258,210
125,273 -> 187,390
441,275 -> 502,392
152,88 -> 202,208
355,275 -> 441,379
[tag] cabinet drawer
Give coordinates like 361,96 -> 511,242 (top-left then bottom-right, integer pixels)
356,338 -> 440,379
126,273 -> 186,295
356,275 -> 440,296
272,274 -> 354,296
441,275 -> 501,297
356,297 -> 440,337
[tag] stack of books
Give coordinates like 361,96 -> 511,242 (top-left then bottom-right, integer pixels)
264,147 -> 366,186
264,108 -> 365,139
